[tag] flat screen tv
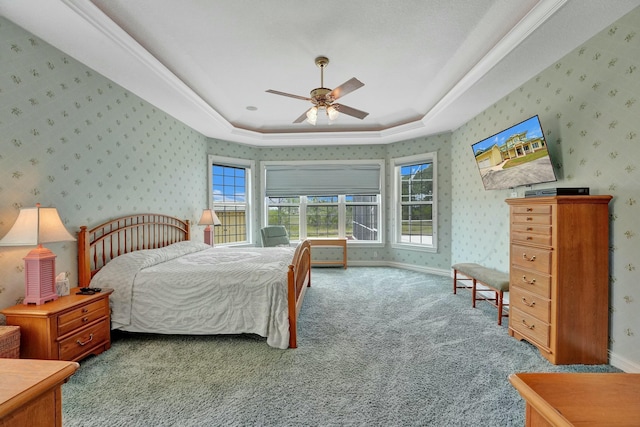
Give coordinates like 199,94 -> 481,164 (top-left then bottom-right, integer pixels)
471,115 -> 557,190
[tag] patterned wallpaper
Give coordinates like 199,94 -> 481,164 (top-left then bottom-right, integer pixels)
386,134 -> 452,272
0,17 -> 208,309
451,9 -> 640,370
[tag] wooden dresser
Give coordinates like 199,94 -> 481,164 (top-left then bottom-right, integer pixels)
505,196 -> 612,365
509,373 -> 640,426
0,358 -> 79,427
1,288 -> 113,362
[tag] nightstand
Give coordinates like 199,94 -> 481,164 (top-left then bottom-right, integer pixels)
1,288 -> 113,361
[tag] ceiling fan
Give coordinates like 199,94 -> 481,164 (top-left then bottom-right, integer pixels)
266,56 -> 369,125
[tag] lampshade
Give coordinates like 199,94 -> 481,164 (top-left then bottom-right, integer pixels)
0,204 -> 76,247
198,209 -> 221,246
197,209 -> 221,226
0,204 -> 75,305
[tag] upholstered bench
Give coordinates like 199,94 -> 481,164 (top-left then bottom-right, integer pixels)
452,263 -> 510,325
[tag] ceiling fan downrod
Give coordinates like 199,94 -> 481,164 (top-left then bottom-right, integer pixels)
315,56 -> 329,88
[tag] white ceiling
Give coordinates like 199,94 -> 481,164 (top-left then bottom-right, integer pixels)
2,0 -> 640,146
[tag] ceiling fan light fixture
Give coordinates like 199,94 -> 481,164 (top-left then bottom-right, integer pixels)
306,106 -> 318,125
327,105 -> 339,121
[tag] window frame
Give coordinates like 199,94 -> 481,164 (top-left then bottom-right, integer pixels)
207,154 -> 254,245
391,152 -> 438,252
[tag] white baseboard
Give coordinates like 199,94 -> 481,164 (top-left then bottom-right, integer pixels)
609,351 -> 640,373
346,260 -> 450,277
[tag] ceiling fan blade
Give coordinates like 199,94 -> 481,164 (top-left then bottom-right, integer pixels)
293,109 -> 310,123
334,103 -> 369,120
266,89 -> 311,101
328,77 -> 364,100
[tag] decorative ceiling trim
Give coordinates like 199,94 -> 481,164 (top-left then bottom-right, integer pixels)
62,0 -> 232,130
421,0 -> 568,126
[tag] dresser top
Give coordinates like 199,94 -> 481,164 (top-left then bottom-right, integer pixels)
0,359 -> 79,416
506,195 -> 612,205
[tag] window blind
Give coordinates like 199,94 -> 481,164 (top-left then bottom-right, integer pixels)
265,163 -> 381,197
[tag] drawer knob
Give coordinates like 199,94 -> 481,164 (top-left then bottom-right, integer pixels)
522,253 -> 536,262
526,208 -> 533,212
82,317 -> 89,323
526,217 -> 533,221
76,333 -> 94,346
526,227 -> 533,231
521,297 -> 536,307
82,308 -> 89,313
522,319 -> 535,330
522,275 -> 536,285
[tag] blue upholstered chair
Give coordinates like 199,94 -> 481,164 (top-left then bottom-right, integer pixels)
260,225 -> 290,247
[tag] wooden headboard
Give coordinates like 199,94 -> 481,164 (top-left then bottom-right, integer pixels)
77,213 -> 190,287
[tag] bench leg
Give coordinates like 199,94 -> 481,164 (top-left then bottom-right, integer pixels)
472,279 -> 477,308
497,291 -> 503,326
453,269 -> 458,294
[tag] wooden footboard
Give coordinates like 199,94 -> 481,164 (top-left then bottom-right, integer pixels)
288,239 -> 312,348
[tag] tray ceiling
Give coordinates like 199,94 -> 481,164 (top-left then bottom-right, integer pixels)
2,0 -> 639,146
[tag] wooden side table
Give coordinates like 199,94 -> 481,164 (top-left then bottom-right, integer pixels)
509,372 -> 640,426
308,238 -> 348,268
0,358 -> 79,427
1,288 -> 113,361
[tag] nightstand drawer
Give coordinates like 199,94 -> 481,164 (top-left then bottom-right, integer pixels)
510,308 -> 550,348
510,287 -> 551,323
58,319 -> 109,361
58,299 -> 109,337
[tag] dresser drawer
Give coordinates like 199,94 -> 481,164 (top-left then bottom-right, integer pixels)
512,213 -> 552,225
510,308 -> 550,348
58,319 -> 109,361
512,205 -> 552,215
511,223 -> 552,235
511,244 -> 552,274
511,231 -> 552,246
511,266 -> 551,298
510,287 -> 551,322
58,299 -> 109,337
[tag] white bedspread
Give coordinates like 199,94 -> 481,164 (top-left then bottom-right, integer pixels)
90,241 -> 297,348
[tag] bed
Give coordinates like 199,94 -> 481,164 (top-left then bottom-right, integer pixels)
77,213 -> 311,349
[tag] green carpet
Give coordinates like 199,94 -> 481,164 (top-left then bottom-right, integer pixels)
62,267 -> 618,426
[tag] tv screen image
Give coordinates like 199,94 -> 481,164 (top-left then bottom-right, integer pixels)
471,115 -> 557,190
